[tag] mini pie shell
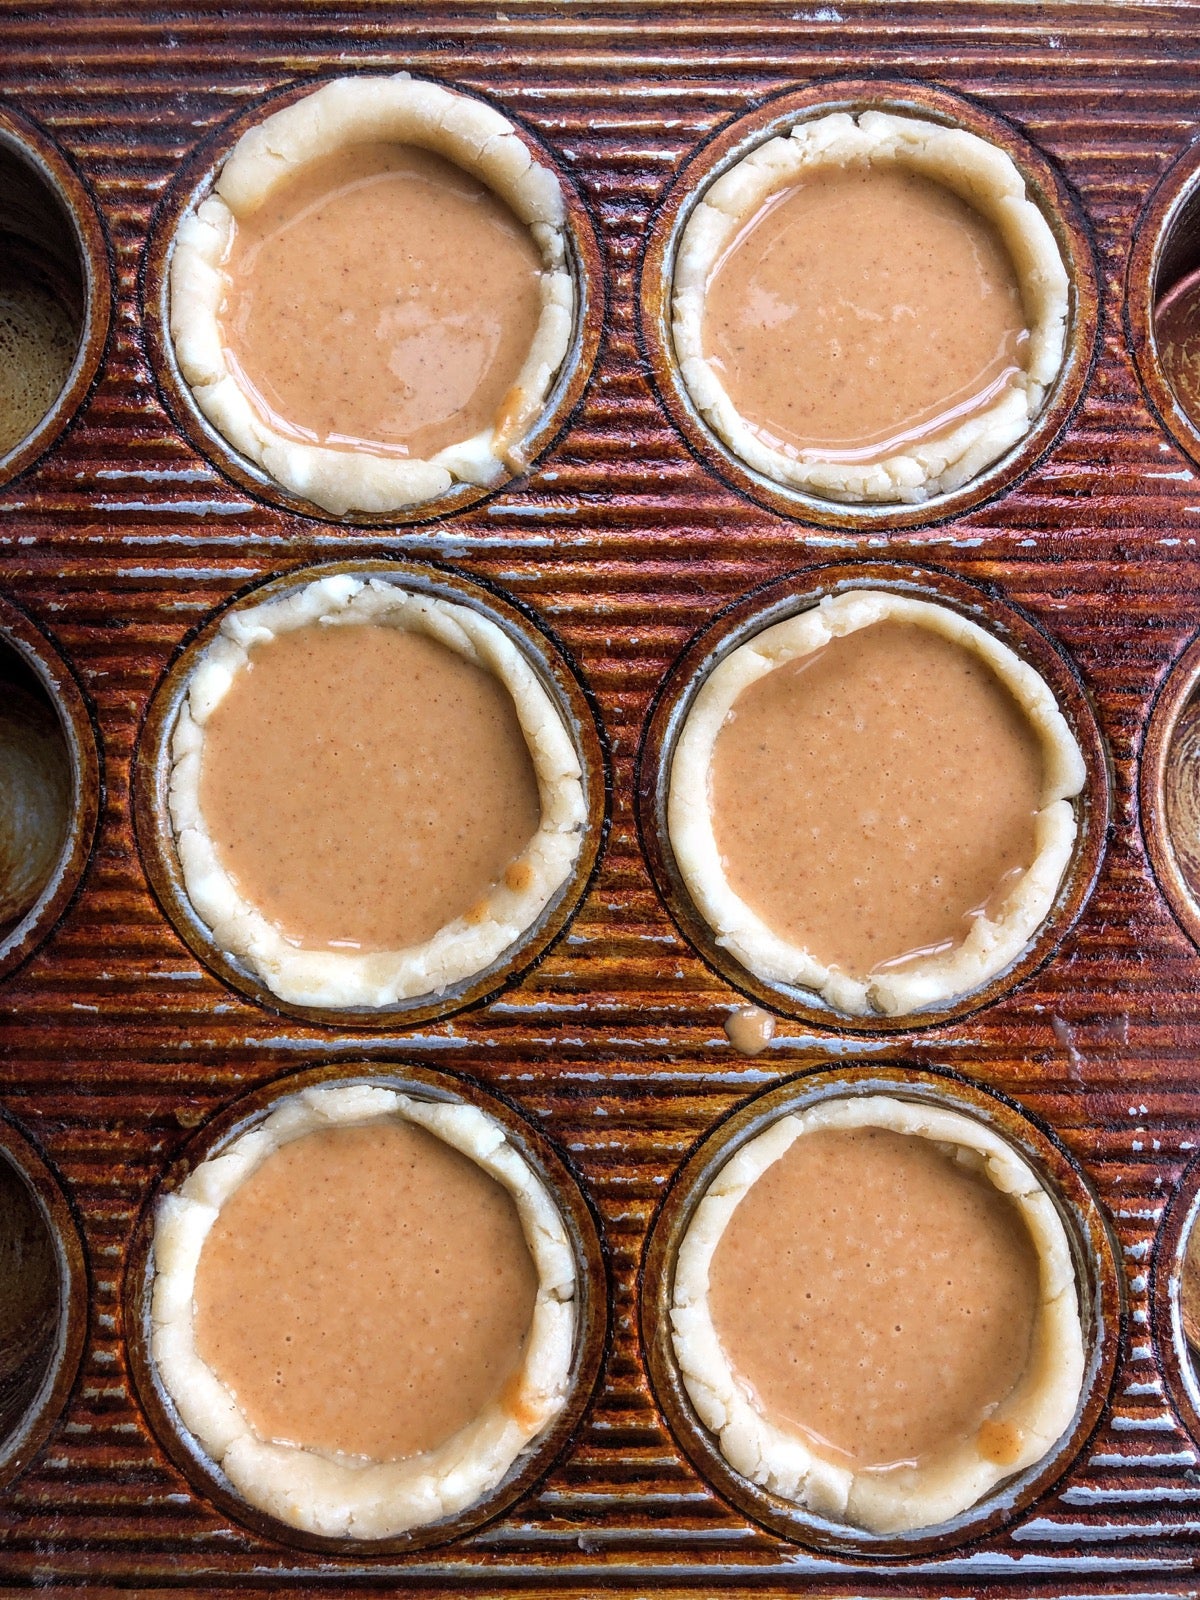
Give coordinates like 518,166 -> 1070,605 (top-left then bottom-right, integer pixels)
671,109 -> 1070,505
667,588 -> 1086,1017
168,574 -> 587,1009
150,1082 -> 578,1540
670,1093 -> 1086,1535
169,73 -> 575,515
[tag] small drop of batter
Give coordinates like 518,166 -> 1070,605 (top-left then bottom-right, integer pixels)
724,1005 -> 776,1056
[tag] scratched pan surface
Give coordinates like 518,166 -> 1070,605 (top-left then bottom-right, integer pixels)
4,1 -> 1200,1595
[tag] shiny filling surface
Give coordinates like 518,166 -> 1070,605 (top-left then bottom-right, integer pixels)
193,1120 -> 540,1461
701,165 -> 1029,463
708,1125 -> 1041,1469
219,142 -> 544,458
709,619 -> 1044,978
197,621 -> 542,951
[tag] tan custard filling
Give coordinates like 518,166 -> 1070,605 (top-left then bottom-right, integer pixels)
218,142 -> 544,459
708,618 -> 1044,979
196,621 -> 542,952
707,1125 -> 1041,1471
701,165 -> 1029,465
192,1120 -> 540,1461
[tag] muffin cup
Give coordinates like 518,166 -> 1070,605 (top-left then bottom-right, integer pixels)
123,1061 -> 608,1555
0,103 -> 110,487
636,560 -> 1109,1033
0,1110 -> 88,1496
1127,133 -> 1200,471
1139,630 -> 1200,947
1151,1149 -> 1200,1453
0,590 -> 102,986
141,72 -> 603,526
640,1063 -> 1122,1559
132,557 -> 607,1028
638,77 -> 1098,534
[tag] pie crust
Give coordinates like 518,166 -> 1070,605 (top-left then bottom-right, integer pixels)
671,110 -> 1070,504
150,1082 -> 577,1539
667,589 -> 1086,1016
168,573 -> 587,1009
670,1093 -> 1085,1535
169,73 -> 575,515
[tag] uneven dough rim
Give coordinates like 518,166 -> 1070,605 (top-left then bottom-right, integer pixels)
671,109 -> 1071,505
666,589 -> 1087,1017
150,1082 -> 578,1541
169,72 -> 576,515
670,1093 -> 1086,1535
168,574 -> 588,1010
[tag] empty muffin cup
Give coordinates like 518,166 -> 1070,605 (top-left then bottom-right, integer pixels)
1127,134 -> 1200,468
134,560 -> 604,1026
161,72 -> 599,520
0,105 -> 110,483
649,572 -> 1103,1024
1149,1150 -> 1200,1457
0,594 -> 100,985
127,1066 -> 605,1549
642,1067 -> 1119,1553
0,1114 -> 87,1495
1139,632 -> 1200,949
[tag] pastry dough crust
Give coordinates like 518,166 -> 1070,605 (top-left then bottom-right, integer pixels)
667,589 -> 1086,1016
151,1083 -> 578,1540
670,1094 -> 1085,1535
170,73 -> 575,515
671,110 -> 1070,504
168,574 -> 587,1009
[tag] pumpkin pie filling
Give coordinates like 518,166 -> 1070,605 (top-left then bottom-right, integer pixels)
196,621 -> 542,953
708,618 -> 1044,979
218,142 -> 544,461
702,166 -> 1029,466
192,1120 -> 539,1462
707,1125 -> 1040,1471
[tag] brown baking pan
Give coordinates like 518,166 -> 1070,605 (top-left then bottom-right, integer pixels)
3,2 -> 1200,1595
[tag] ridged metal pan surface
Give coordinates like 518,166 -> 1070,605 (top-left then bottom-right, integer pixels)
3,2 -> 1200,1595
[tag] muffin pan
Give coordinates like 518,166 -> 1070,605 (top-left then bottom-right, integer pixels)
2,2 -> 1200,1593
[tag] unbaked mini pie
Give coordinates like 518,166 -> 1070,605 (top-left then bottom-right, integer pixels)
169,74 -> 575,515
167,572 -> 587,1010
667,589 -> 1086,1016
150,1082 -> 576,1539
670,1093 -> 1085,1534
671,110 -> 1069,504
